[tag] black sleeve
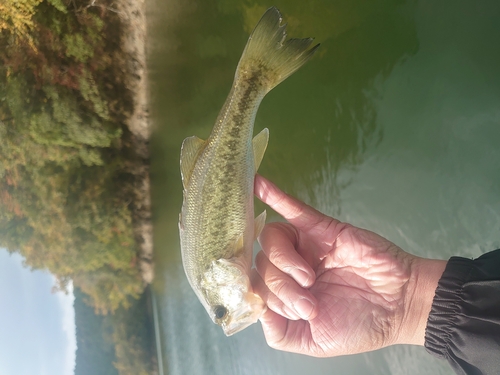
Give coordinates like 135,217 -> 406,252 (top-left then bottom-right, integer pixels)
425,249 -> 500,375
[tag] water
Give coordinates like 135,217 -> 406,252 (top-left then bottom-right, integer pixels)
147,0 -> 500,374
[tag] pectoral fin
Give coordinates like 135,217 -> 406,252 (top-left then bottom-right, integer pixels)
254,210 -> 267,239
252,128 -> 269,173
180,136 -> 206,189
235,233 -> 244,253
221,233 -> 246,259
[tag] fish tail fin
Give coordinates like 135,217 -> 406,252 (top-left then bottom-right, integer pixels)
236,7 -> 319,91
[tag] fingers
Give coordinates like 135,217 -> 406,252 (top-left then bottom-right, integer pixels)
258,222 -> 315,287
259,307 -> 290,348
258,305 -> 314,356
254,247 -> 318,321
252,269 -> 301,320
254,175 -> 349,260
254,174 -> 337,233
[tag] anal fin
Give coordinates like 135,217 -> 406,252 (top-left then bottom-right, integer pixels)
254,210 -> 267,239
253,128 -> 269,173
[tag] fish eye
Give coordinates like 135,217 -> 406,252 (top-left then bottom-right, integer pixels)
214,305 -> 228,320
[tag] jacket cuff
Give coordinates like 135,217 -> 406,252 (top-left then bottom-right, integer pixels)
424,256 -> 473,357
424,249 -> 500,375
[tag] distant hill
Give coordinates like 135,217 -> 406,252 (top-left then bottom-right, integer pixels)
74,288 -> 118,375
73,287 -> 157,375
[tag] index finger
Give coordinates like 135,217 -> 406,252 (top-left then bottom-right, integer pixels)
254,175 -> 333,232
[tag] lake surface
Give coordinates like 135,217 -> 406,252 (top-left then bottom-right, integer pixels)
146,0 -> 500,374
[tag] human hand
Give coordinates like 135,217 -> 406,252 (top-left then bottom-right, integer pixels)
252,175 -> 446,357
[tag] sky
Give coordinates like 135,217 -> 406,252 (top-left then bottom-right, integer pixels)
0,248 -> 76,375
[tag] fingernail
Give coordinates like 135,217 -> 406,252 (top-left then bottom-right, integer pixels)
292,298 -> 315,320
291,268 -> 312,287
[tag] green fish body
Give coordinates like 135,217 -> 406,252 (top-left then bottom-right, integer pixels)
179,7 -> 319,336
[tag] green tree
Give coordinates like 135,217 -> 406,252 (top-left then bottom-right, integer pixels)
0,0 -> 155,373
0,0 -> 144,314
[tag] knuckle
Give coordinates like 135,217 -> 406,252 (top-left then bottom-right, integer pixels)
269,249 -> 291,269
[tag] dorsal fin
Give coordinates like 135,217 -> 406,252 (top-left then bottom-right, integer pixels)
180,136 -> 206,189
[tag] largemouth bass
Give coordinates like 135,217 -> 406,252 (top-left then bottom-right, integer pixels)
179,7 -> 319,336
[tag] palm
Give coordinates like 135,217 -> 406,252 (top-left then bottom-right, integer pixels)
253,175 -> 414,357
293,225 -> 411,356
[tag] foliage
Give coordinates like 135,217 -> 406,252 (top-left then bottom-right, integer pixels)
0,0 -> 143,314
0,0 -> 43,49
0,0 -> 155,373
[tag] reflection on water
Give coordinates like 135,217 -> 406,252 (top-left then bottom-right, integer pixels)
159,263 -> 377,375
148,0 -> 500,374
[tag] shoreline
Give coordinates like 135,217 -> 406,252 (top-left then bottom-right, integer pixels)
115,0 -> 154,284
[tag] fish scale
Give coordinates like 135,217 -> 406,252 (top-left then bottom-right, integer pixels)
179,6 -> 319,336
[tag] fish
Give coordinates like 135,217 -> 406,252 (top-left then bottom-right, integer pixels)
179,6 -> 319,336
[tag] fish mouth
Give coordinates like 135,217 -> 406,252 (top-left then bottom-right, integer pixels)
222,294 -> 265,336
223,317 -> 257,336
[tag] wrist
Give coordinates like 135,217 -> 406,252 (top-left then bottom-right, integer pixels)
397,257 -> 447,346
